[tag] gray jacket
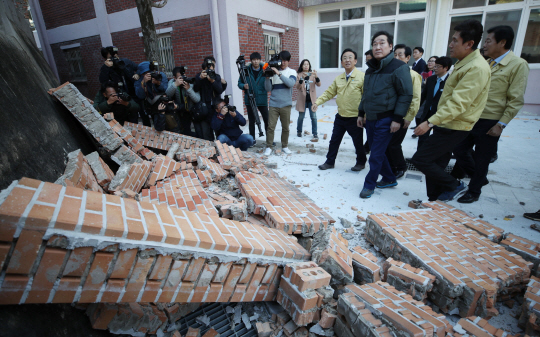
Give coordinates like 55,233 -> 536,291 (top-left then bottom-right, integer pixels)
264,67 -> 297,108
358,53 -> 413,122
165,79 -> 201,112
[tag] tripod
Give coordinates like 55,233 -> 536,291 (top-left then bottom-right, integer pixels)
236,55 -> 264,137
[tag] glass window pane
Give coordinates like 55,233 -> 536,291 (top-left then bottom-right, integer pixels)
342,25 -> 364,67
397,19 -> 425,66
399,0 -> 427,14
371,22 -> 395,41
447,15 -> 483,58
521,9 -> 540,63
320,28 -> 339,68
488,0 -> 522,4
343,7 -> 365,20
372,2 -> 397,18
319,10 -> 340,23
452,0 -> 486,9
482,10 -> 522,50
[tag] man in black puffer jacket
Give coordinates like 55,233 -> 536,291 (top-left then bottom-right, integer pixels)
357,31 -> 413,199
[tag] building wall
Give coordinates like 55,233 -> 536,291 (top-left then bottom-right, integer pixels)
51,35 -> 102,98
267,0 -> 299,11
38,0 -> 96,29
105,0 -> 136,14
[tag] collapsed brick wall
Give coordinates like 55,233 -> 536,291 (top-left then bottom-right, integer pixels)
0,177 -> 310,305
365,205 -> 532,318
38,0 -> 96,29
520,275 -> 540,335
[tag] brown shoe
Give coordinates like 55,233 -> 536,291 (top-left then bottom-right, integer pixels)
351,164 -> 365,171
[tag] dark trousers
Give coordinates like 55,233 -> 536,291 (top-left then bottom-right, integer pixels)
246,105 -> 269,138
453,119 -> 499,196
386,125 -> 408,172
178,112 -> 195,137
325,114 -> 366,166
194,120 -> 213,141
411,127 -> 469,201
364,117 -> 395,190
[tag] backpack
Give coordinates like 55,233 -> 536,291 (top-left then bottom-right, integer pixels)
191,101 -> 210,122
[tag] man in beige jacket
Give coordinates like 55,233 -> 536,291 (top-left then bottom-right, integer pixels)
412,19 -> 491,202
453,25 -> 529,203
313,48 -> 366,171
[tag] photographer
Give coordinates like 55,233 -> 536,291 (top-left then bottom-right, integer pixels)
237,52 -> 268,144
153,96 -> 178,132
93,81 -> 140,126
166,67 -> 201,136
264,51 -> 297,156
211,99 -> 254,151
135,61 -> 169,118
193,56 -> 226,141
295,59 -> 320,139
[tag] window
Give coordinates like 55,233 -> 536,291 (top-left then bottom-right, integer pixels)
63,47 -> 86,81
264,33 -> 282,62
158,34 -> 174,78
522,8 -> 540,63
318,1 -> 427,69
453,0 -> 485,9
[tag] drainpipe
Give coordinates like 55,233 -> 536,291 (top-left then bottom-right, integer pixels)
210,0 -> 223,75
431,0 -> 442,56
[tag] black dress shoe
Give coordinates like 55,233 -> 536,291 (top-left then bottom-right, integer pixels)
395,170 -> 406,179
457,192 -> 479,204
351,164 -> 365,171
411,134 -> 418,139
490,154 -> 498,163
318,163 -> 334,170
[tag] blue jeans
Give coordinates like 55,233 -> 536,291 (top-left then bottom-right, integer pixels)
364,117 -> 396,190
217,134 -> 254,151
297,102 -> 317,136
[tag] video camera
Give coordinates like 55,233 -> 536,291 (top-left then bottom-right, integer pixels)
262,50 -> 282,77
224,95 -> 236,113
157,95 -> 175,113
103,46 -> 125,70
179,66 -> 195,84
203,59 -> 216,80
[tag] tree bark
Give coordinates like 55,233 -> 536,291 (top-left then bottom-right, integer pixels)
134,0 -> 160,65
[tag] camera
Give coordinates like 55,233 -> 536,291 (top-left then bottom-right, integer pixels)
116,82 -> 131,101
262,50 -> 282,77
102,46 -> 126,70
179,66 -> 195,84
203,59 -> 216,80
157,95 -> 175,113
224,95 -> 236,112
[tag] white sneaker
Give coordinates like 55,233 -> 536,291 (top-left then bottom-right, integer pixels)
264,147 -> 273,156
282,147 -> 292,154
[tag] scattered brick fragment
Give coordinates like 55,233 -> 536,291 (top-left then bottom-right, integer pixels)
351,246 -> 380,285
382,258 -> 436,302
310,228 -> 353,286
454,316 -> 520,337
109,161 -> 152,193
55,149 -> 103,193
85,151 -> 114,191
520,276 -> 540,335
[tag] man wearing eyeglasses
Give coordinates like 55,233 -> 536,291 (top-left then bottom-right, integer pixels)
357,31 -> 413,199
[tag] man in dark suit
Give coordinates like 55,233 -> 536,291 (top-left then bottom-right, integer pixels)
417,56 -> 452,149
412,47 -> 427,74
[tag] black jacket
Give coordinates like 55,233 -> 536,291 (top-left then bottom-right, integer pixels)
358,53 -> 413,122
99,58 -> 138,96
211,111 -> 246,141
194,73 -> 225,106
419,74 -> 447,122
412,58 -> 427,74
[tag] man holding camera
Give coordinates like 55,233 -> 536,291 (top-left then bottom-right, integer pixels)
166,67 -> 201,136
194,57 -> 226,141
211,99 -> 254,151
264,51 -> 297,156
93,81 -> 140,126
237,52 -> 269,144
135,61 -> 169,118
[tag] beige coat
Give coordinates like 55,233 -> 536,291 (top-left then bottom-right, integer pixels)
295,73 -> 321,112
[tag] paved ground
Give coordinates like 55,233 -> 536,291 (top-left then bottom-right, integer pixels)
246,104 -> 540,241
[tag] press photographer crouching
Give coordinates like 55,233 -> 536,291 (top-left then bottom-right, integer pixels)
135,61 -> 169,118
165,66 -> 201,136
152,96 -> 179,132
211,98 -> 254,151
93,81 -> 140,126
193,57 -> 225,141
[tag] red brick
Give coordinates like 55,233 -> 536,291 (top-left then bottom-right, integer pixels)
26,248 -> 67,303
79,252 -> 114,303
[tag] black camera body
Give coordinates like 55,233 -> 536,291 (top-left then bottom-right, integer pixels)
223,95 -> 236,112
116,82 -> 131,101
179,66 -> 195,84
264,52 -> 282,77
157,95 -> 175,113
203,59 -> 217,80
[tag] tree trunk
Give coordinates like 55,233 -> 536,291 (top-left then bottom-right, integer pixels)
134,0 -> 160,64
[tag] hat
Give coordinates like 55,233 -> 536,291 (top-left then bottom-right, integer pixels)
137,61 -> 151,75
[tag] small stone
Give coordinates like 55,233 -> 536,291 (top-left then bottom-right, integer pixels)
266,163 -> 278,169
295,185 -> 301,188
303,183 -> 310,187
304,130 -> 311,135
340,217 -> 353,228
310,138 -> 318,142
297,150 -> 300,154
345,227 -> 354,234
356,215 -> 366,222
306,144 -> 314,148
520,201 -> 525,205
351,206 -> 358,211
506,214 -> 515,218
323,134 -> 328,140
309,149 -> 316,153
341,233 -> 354,240
504,300 -> 515,308
479,214 -> 484,218
403,192 -> 409,196
275,149 -> 282,154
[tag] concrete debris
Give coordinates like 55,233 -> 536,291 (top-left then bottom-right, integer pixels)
309,228 -> 353,286
195,314 -> 210,326
242,313 -> 251,329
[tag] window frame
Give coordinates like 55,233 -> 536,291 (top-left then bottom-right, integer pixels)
62,46 -> 86,82
445,0 -> 540,67
157,33 -> 175,78
316,0 -> 428,71
263,31 -> 282,63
